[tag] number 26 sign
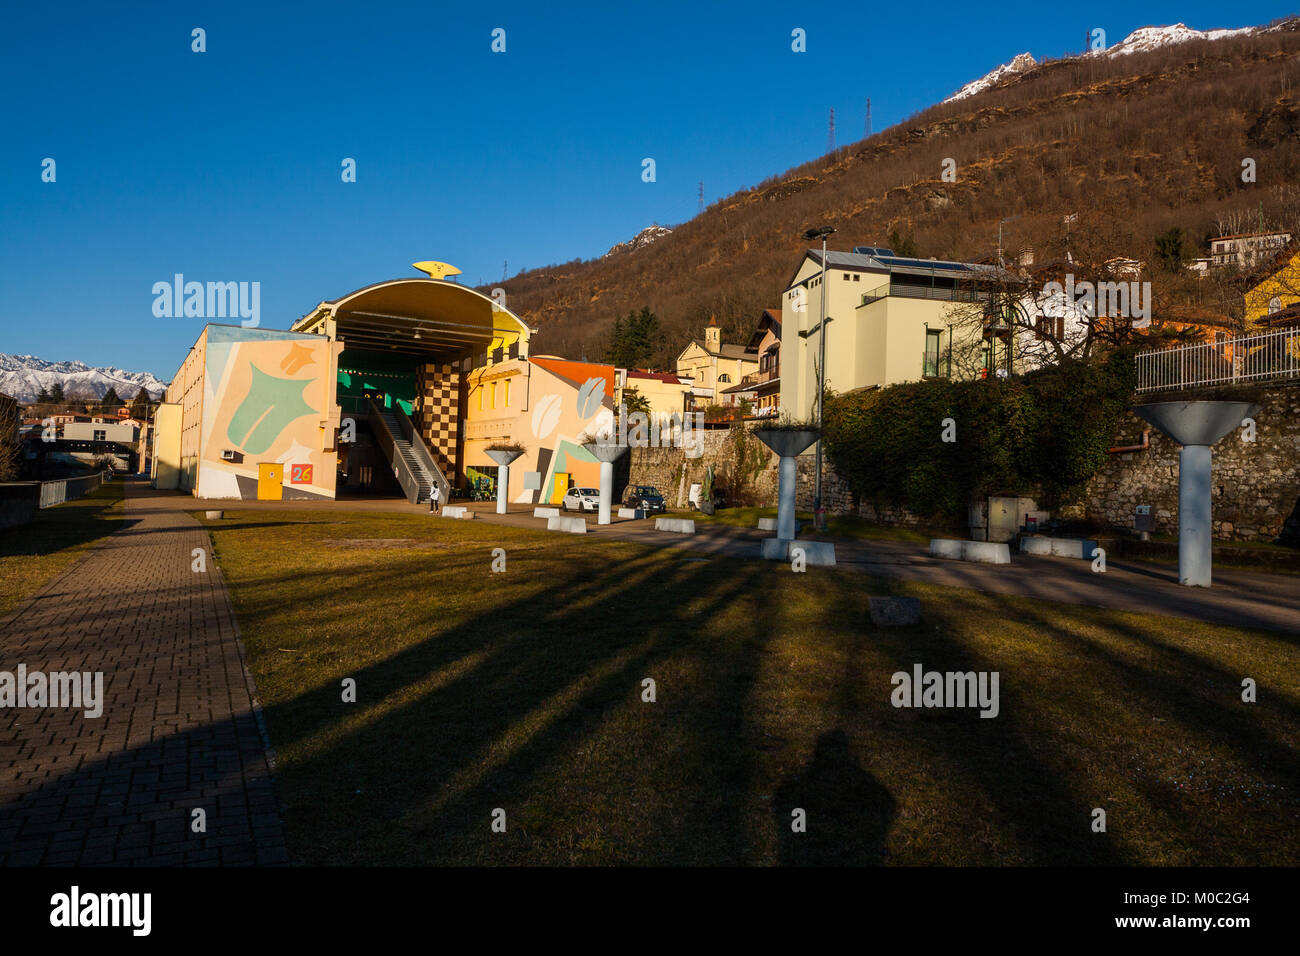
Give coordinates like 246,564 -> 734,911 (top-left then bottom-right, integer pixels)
290,464 -> 313,484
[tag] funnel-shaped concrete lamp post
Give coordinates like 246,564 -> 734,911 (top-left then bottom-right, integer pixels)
1132,401 -> 1258,587
484,447 -> 525,515
583,441 -> 630,525
754,428 -> 820,541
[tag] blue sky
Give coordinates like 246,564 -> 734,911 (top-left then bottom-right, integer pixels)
1,0 -> 1292,380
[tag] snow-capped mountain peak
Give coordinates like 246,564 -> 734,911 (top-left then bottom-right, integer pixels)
945,21 -> 1273,103
603,225 -> 672,259
0,353 -> 167,404
944,52 -> 1037,103
1102,22 -> 1255,56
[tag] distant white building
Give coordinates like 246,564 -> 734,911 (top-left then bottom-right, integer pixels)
63,420 -> 139,443
1208,232 -> 1291,270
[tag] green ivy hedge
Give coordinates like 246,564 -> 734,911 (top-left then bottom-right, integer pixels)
822,353 -> 1136,522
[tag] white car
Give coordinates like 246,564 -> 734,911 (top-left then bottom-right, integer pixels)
562,487 -> 600,512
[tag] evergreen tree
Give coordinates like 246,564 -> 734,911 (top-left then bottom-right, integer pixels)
1154,227 -> 1188,274
886,227 -> 920,258
36,386 -> 52,404
129,388 -> 151,421
50,381 -> 65,404
606,307 -> 662,368
101,385 -> 122,409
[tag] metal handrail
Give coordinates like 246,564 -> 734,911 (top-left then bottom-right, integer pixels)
366,397 -> 450,504
1135,327 -> 1300,392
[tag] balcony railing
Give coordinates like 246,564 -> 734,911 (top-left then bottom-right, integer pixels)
922,351 -> 950,379
1135,327 -> 1300,392
862,281 -> 987,307
739,366 -> 779,387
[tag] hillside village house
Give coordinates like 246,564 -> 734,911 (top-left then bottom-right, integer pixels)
1210,231 -> 1292,271
779,247 -> 999,421
676,316 -> 759,411
1244,244 -> 1300,326
617,369 -> 691,422
719,309 -> 781,416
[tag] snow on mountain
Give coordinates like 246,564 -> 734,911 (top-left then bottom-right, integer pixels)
944,21 -> 1277,103
1101,22 -> 1256,56
944,52 -> 1037,103
0,353 -> 167,404
603,225 -> 672,259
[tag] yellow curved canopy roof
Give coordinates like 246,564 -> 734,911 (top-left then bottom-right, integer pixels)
292,278 -> 530,358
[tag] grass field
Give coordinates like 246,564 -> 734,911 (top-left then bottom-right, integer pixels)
0,479 -> 125,619
198,507 -> 1300,866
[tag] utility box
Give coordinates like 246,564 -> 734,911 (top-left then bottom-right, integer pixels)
1135,504 -> 1154,540
987,495 -> 1038,543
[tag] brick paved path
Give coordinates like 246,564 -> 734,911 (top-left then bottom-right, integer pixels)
0,480 -> 287,865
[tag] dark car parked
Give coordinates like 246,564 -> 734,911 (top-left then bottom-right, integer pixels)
623,484 -> 666,512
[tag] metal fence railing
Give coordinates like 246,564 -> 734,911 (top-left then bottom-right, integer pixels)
1135,327 -> 1300,393
39,470 -> 108,508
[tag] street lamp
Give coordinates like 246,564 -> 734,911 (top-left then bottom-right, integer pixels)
803,226 -> 836,530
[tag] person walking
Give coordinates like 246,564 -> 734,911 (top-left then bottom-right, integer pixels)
429,482 -> 442,515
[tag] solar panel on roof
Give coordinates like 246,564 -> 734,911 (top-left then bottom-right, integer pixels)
875,256 -> 972,271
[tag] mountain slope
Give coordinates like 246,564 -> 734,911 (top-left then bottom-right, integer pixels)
490,18 -> 1300,367
946,22 -> 1271,104
0,353 -> 167,403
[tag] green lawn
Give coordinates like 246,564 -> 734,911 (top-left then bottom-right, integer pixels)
199,507 -> 1300,866
0,479 -> 125,619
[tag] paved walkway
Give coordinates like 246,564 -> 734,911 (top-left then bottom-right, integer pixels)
0,480 -> 286,866
140,487 -> 1300,633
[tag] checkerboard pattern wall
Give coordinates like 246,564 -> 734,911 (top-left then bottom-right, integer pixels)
415,362 -> 460,478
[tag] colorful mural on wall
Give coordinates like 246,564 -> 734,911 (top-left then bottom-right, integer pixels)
197,326 -> 336,500
462,355 -> 615,506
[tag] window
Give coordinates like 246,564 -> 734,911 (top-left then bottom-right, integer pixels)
853,274 -> 860,281
490,383 -> 497,409
923,330 -> 942,377
1270,296 -> 1282,315
719,373 -> 730,383
843,272 -> 851,280
503,379 -> 511,406
477,386 -> 483,411
93,429 -> 106,441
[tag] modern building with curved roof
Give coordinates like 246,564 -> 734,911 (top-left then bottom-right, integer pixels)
153,267 -> 536,502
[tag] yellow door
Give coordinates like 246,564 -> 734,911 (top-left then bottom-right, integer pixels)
552,472 -> 570,504
257,463 -> 283,500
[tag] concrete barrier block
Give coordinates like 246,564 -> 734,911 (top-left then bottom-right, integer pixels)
1051,538 -> 1097,559
655,517 -> 695,534
533,507 -> 560,518
204,510 -> 224,520
869,596 -> 921,626
1018,535 -> 1054,555
931,539 -> 1011,564
757,517 -> 803,532
1018,536 -> 1097,559
618,507 -> 646,519
547,515 -> 587,534
930,539 -> 966,560
962,541 -> 1010,564
440,506 -> 475,520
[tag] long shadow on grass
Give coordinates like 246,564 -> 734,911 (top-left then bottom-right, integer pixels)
817,579 -> 1129,865
994,593 -> 1300,864
235,538 -> 799,864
